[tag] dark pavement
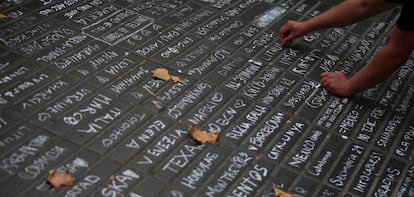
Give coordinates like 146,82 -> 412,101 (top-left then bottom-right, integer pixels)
1,0 -> 414,196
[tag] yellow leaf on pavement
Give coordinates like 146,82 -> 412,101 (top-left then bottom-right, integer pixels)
273,186 -> 297,197
151,68 -> 182,83
151,100 -> 161,105
47,170 -> 75,188
151,68 -> 170,81
189,124 -> 218,144
170,75 -> 182,83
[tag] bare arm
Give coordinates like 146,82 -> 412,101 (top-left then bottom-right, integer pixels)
320,28 -> 414,96
280,0 -> 395,43
346,28 -> 414,94
304,0 -> 395,31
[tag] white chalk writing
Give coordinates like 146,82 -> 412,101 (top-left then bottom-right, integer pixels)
37,88 -> 92,122
110,66 -> 149,94
283,80 -> 319,109
204,152 -> 253,196
242,67 -> 280,99
329,144 -> 365,187
187,92 -> 224,125
316,97 -> 348,128
289,130 -> 323,168
207,98 -> 248,133
101,113 -> 146,148
248,112 -> 285,151
352,152 -> 382,193
63,93 -> 112,126
101,169 -> 140,197
180,152 -> 219,189
395,126 -> 414,157
187,48 -> 231,76
225,63 -> 262,91
167,82 -> 212,119
226,105 -> 268,140
267,122 -> 305,160
308,150 -> 332,177
373,167 -> 401,196
64,174 -> 101,197
376,114 -> 403,149
18,145 -> 67,180
229,163 -> 269,197
356,107 -> 386,143
0,135 -> 50,174
21,80 -> 69,110
162,143 -> 205,173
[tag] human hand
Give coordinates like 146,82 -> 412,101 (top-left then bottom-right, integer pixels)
320,71 -> 353,97
279,20 -> 308,43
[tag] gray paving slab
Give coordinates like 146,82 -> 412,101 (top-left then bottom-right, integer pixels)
1,0 -> 414,196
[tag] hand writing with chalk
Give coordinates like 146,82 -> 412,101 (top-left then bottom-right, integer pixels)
279,0 -> 414,97
279,20 -> 308,44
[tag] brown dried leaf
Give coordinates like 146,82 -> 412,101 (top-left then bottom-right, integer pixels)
151,68 -> 170,81
151,68 -> 182,83
0,13 -> 7,19
189,124 -> 218,144
273,186 -> 297,197
151,100 -> 161,105
149,90 -> 156,96
47,170 -> 75,188
170,75 -> 182,83
0,38 -> 5,42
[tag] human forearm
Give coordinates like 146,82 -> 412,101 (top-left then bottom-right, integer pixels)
303,0 -> 394,32
320,27 -> 414,97
347,44 -> 411,94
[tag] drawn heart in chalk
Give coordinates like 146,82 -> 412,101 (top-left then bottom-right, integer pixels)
234,99 -> 247,108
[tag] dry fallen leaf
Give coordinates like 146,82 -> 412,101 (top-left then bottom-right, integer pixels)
0,38 -> 5,43
149,90 -> 156,96
47,169 -> 75,188
273,186 -> 297,197
151,68 -> 182,83
151,100 -> 161,105
0,13 -> 7,19
189,124 -> 218,144
170,75 -> 182,83
152,68 -> 170,81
